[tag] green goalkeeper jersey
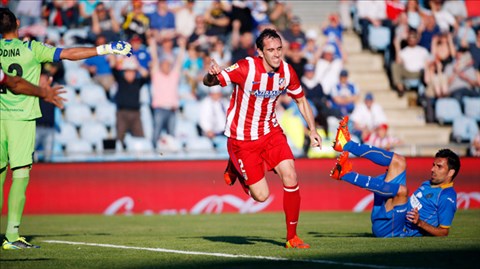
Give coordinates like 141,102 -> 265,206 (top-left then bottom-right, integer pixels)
0,38 -> 61,121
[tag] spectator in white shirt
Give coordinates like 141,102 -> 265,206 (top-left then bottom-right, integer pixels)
350,92 -> 388,141
198,85 -> 229,148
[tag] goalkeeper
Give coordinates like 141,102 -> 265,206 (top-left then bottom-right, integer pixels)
0,7 -> 132,250
330,116 -> 461,237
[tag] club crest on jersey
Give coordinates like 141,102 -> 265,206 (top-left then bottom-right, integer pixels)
279,78 -> 286,90
225,63 -> 239,72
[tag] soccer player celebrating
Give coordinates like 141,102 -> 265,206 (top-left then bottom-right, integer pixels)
203,28 -> 322,248
331,116 -> 460,237
0,8 -> 132,249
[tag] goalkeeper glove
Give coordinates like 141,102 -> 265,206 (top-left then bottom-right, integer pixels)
96,41 -> 132,57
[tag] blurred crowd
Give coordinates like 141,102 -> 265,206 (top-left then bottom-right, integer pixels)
2,0 -> 480,160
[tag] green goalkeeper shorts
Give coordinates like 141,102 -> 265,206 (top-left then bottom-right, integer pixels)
0,119 -> 35,169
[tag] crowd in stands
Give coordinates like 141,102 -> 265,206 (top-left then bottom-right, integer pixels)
3,0 -> 480,160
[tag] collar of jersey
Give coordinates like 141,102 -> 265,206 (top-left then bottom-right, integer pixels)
431,181 -> 454,189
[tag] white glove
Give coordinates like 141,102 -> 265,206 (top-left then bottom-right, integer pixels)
96,41 -> 132,57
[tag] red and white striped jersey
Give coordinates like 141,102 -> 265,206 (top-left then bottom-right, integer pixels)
217,56 -> 304,141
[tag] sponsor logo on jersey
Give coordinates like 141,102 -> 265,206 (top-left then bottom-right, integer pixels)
251,89 -> 286,98
225,63 -> 239,72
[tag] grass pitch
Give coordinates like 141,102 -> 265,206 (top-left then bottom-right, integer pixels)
1,210 -> 479,269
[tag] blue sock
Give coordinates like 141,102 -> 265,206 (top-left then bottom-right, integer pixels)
344,141 -> 394,167
342,172 -> 399,198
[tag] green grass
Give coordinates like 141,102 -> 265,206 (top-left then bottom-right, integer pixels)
1,210 -> 480,269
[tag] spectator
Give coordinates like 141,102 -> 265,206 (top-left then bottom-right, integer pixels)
301,63 -> 339,137
391,30 -> 430,97
338,0 -> 353,30
418,14 -> 441,52
148,35 -> 186,145
405,0 -> 423,30
457,17 -> 476,47
91,2 -> 121,42
470,133 -> 480,157
350,92 -> 388,141
204,0 -> 231,42
364,123 -> 402,151
35,69 -> 57,163
149,0 -> 176,43
285,42 -> 307,80
442,0 -> 468,20
466,28 -> 480,71
356,0 -> 391,50
112,57 -> 149,147
330,69 -> 360,117
210,38 -> 232,71
281,15 -> 306,48
230,0 -> 256,34
188,15 -> 211,52
82,35 -> 116,97
431,32 -> 456,66
15,0 -> 43,27
198,85 -> 229,149
130,34 -> 151,71
122,0 -> 150,43
183,42 -> 204,98
303,29 -> 320,64
428,0 -> 457,33
43,0 -> 81,29
314,44 -> 343,96
78,0 -> 100,26
175,0 -> 196,38
444,47 -> 480,105
322,12 -> 344,43
423,57 -> 448,122
266,0 -> 292,32
230,20 -> 256,64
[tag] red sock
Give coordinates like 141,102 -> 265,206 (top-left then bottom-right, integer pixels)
283,184 -> 300,241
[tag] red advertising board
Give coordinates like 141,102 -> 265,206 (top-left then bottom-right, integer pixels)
2,158 -> 480,215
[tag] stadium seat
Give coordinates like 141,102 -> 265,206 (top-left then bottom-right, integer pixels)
463,97 -> 480,122
79,83 -> 108,109
65,68 -> 92,88
64,103 -> 94,127
182,100 -> 200,123
368,25 -> 391,52
139,84 -> 151,105
184,136 -> 215,152
65,139 -> 93,155
95,101 -> 117,128
140,104 -> 154,141
54,122 -> 79,146
435,98 -> 463,125
80,121 -> 109,145
156,134 -> 182,153
452,116 -> 479,143
60,85 -> 80,107
124,135 -> 154,154
174,118 -> 199,145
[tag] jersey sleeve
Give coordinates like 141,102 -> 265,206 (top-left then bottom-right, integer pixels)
217,59 -> 247,87
437,189 -> 457,228
30,40 -> 62,63
286,64 -> 304,99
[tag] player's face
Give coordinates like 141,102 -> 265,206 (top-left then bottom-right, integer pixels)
258,37 -> 283,72
430,157 -> 453,185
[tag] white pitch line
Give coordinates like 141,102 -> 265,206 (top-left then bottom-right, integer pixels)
43,240 -> 418,269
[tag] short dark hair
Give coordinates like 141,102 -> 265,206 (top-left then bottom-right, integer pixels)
0,8 -> 17,35
255,28 -> 281,51
435,149 -> 461,180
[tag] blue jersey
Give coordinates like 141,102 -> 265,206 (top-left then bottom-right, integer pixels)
402,181 -> 457,237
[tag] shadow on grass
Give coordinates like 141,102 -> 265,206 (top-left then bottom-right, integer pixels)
308,231 -> 374,238
193,236 -> 284,247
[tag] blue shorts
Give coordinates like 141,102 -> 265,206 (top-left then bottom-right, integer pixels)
371,170 -> 408,237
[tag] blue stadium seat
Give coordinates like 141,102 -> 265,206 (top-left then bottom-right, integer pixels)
79,83 -> 108,109
368,25 -> 391,52
65,139 -> 94,155
452,116 -> 479,143
80,121 -> 109,146
95,101 -> 117,128
64,103 -> 94,127
435,98 -> 463,125
463,97 -> 480,122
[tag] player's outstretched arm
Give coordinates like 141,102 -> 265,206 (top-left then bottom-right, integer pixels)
406,208 -> 449,236
203,59 -> 221,86
60,41 -> 132,60
3,74 -> 66,109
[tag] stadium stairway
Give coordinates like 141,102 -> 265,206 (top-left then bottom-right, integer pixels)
343,32 -> 468,156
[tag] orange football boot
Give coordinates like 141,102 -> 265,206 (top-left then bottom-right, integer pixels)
330,151 -> 353,180
332,116 -> 351,152
285,235 -> 310,249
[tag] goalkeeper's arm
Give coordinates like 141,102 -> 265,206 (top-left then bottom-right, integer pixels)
60,41 -> 132,60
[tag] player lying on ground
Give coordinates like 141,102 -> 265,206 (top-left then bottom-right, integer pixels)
0,7 -> 132,250
0,69 -> 65,109
330,116 -> 461,237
